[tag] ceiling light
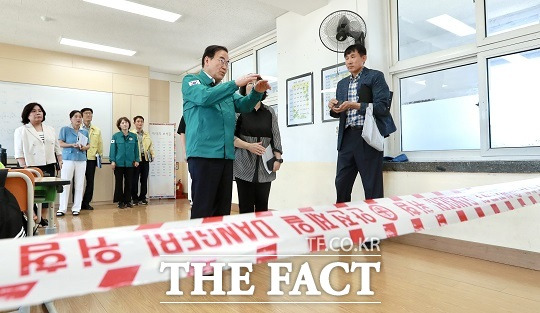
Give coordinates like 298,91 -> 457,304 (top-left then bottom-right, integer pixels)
427,14 -> 475,37
60,38 -> 136,56
83,0 -> 181,22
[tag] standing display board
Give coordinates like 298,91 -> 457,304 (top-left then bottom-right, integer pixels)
148,123 -> 175,199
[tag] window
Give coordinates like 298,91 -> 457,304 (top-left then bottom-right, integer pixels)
487,48 -> 540,148
257,43 -> 277,80
401,64 -> 479,151
392,0 -> 540,159
256,43 -> 278,101
230,55 -> 254,81
226,31 -> 277,106
398,0 -> 476,60
485,0 -> 540,36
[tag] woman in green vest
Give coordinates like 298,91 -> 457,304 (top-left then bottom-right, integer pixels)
110,117 -> 140,209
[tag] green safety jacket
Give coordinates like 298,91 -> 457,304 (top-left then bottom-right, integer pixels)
182,70 -> 263,160
110,131 -> 140,167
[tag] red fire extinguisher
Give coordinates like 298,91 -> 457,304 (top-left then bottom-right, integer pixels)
176,180 -> 186,199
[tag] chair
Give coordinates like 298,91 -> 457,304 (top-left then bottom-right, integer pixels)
26,167 -> 44,177
5,169 -> 35,236
5,171 -> 56,313
22,168 -> 47,223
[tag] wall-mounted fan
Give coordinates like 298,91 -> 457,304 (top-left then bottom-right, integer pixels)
319,10 -> 367,53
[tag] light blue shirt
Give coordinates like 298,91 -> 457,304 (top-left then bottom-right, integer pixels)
59,126 -> 89,161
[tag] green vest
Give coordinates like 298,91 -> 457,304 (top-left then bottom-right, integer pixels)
109,131 -> 140,167
182,70 -> 263,160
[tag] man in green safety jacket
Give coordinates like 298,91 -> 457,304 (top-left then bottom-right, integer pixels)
182,45 -> 271,219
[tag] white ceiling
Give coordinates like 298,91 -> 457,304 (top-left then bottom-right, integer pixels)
0,0 -> 327,75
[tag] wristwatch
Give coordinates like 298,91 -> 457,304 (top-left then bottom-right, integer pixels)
275,158 -> 283,163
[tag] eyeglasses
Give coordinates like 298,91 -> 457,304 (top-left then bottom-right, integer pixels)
215,57 -> 230,68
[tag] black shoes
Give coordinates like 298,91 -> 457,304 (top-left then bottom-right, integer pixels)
126,202 -> 133,208
81,205 -> 94,210
39,218 -> 49,226
132,199 -> 148,205
118,202 -> 125,209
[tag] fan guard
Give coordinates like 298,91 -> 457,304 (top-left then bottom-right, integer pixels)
319,10 -> 367,53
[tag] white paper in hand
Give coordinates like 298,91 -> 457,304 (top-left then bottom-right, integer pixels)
77,133 -> 88,147
261,145 -> 274,174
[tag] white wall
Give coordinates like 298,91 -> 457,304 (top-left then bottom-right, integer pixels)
271,0 -> 388,208
385,172 -> 540,252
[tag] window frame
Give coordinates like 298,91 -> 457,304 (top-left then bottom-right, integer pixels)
478,37 -> 540,157
255,42 -> 279,106
227,34 -> 277,83
390,0 -> 540,161
230,52 -> 255,81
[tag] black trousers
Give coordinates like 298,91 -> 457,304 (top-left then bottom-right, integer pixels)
335,127 -> 383,202
188,157 -> 233,219
113,167 -> 133,204
132,159 -> 149,201
82,160 -> 97,209
236,178 -> 271,214
36,163 -> 56,209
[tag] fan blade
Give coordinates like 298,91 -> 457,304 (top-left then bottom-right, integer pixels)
336,15 -> 351,41
349,30 -> 366,45
338,15 -> 350,29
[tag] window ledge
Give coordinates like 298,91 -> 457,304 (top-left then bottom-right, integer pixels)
383,161 -> 540,173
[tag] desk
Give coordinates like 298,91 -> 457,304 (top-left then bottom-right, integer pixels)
35,177 -> 70,235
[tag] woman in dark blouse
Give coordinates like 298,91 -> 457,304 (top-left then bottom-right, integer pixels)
234,77 -> 283,213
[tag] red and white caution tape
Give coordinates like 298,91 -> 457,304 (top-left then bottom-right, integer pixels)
0,178 -> 539,309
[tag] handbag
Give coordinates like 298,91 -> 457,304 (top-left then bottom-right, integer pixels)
361,103 -> 384,151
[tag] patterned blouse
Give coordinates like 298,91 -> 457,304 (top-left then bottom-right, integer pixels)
233,103 -> 282,183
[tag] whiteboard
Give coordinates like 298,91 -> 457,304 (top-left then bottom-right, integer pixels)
148,123 -> 176,199
0,80 -> 113,157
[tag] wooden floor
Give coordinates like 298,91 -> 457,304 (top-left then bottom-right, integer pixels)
27,199 -> 540,313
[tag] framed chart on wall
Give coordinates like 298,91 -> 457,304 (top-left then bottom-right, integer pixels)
321,62 -> 350,122
286,72 -> 314,127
